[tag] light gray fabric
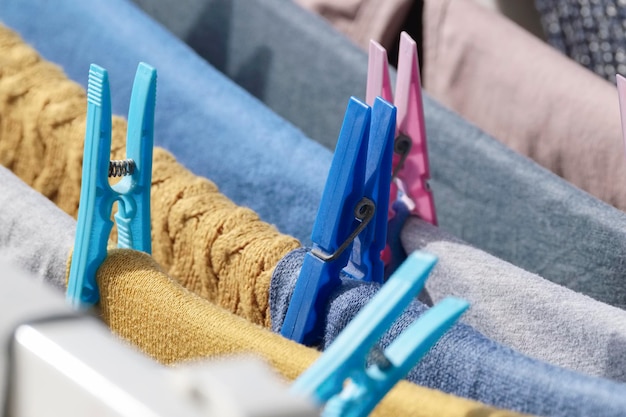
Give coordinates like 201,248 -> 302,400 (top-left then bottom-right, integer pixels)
401,217 -> 626,383
0,166 -> 75,290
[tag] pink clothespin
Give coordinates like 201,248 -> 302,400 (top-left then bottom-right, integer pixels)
366,32 -> 437,226
616,74 -> 626,152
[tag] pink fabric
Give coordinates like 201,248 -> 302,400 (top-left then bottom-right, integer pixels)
423,0 -> 626,210
294,0 -> 413,51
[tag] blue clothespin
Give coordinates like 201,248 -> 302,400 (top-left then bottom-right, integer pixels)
344,97 -> 395,284
291,251 -> 469,417
66,63 -> 156,308
281,97 -> 396,345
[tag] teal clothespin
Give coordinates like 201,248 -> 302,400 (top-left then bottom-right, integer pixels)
291,251 -> 469,417
66,63 -> 156,308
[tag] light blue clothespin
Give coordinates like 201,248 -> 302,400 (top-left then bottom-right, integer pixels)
66,63 -> 156,308
291,251 -> 469,417
281,96 -> 396,345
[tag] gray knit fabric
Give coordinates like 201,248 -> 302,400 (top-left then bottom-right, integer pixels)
535,0 -> 626,84
0,166 -> 75,290
400,217 -> 626,383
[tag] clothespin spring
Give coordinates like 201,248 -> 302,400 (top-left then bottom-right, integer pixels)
109,159 -> 135,177
311,198 -> 375,262
391,134 -> 411,180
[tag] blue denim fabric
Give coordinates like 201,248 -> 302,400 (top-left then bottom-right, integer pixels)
125,0 -> 626,309
0,0 -> 328,247
270,248 -> 626,417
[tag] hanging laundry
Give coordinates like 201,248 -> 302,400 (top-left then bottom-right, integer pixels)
3,21 -> 626,386
38,0 -> 626,309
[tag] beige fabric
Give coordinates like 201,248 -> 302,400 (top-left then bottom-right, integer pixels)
294,0 -> 414,51
423,0 -> 626,210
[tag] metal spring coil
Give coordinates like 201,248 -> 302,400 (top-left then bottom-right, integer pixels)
108,159 -> 135,177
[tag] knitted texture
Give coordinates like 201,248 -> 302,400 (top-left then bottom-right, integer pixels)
97,248 -> 527,417
0,24 -> 299,327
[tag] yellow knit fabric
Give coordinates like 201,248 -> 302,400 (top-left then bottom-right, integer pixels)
98,249 -> 526,417
0,24 -> 299,328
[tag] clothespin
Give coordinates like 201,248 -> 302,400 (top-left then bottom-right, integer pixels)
616,75 -> 626,152
66,63 -> 156,308
367,32 -> 437,226
291,251 -> 469,417
281,96 -> 396,345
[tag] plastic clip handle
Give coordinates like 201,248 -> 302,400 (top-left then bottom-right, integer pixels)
344,97 -> 396,284
292,251 -> 468,417
291,252 -> 437,401
67,65 -> 114,308
393,32 -> 436,225
327,297 -> 468,417
616,75 -> 626,155
366,41 -> 393,106
112,63 -> 156,253
281,98 -> 371,345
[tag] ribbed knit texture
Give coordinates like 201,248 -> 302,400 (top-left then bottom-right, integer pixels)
97,249 -> 527,417
0,24 -> 299,327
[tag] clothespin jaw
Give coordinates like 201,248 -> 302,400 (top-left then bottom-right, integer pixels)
344,98 -> 396,283
366,41 -> 393,106
291,252 -> 469,417
616,74 -> 626,153
66,63 -> 156,308
393,32 -> 436,225
115,63 -> 156,251
281,98 -> 371,345
281,96 -> 395,345
366,32 -> 437,226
